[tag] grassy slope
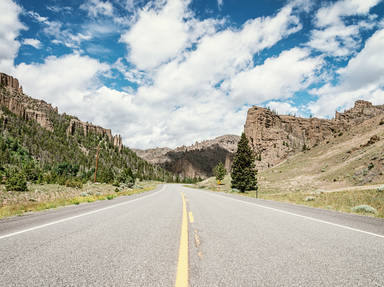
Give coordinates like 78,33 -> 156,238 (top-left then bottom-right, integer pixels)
0,181 -> 159,219
192,116 -> 384,218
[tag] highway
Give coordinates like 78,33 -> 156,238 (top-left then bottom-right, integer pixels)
1,184 -> 383,286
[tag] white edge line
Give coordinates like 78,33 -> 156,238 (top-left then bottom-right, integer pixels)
201,190 -> 384,239
0,185 -> 165,240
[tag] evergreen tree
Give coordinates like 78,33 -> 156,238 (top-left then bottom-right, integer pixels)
231,133 -> 257,192
213,161 -> 226,183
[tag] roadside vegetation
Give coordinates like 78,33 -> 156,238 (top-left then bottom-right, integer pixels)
0,181 -> 158,219
191,176 -> 384,218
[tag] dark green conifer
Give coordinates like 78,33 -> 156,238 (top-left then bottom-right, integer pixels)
231,133 -> 257,193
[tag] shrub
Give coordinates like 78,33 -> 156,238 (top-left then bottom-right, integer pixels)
351,205 -> 377,214
6,171 -> 28,191
213,161 -> 226,182
65,179 -> 83,189
377,185 -> 384,193
304,196 -> 315,202
368,162 -> 374,170
107,194 -> 115,200
379,119 -> 384,125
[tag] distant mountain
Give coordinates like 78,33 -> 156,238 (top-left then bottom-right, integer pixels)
0,72 -> 174,184
134,135 -> 240,179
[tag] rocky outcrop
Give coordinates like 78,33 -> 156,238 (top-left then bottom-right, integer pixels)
0,74 -> 54,131
66,118 -> 112,140
0,73 -> 23,94
0,72 -> 123,150
244,100 -> 384,171
113,135 -> 123,152
135,135 -> 240,178
335,100 -> 384,125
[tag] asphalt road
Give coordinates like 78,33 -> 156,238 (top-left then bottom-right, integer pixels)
1,184 -> 383,286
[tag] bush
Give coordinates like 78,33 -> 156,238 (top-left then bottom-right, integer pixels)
351,205 -> 377,214
6,171 -> 28,191
304,196 -> 315,202
107,194 -> 115,200
377,185 -> 384,193
65,179 -> 83,189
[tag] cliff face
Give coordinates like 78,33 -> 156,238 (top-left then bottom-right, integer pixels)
244,100 -> 384,170
0,72 -> 123,150
135,135 -> 240,178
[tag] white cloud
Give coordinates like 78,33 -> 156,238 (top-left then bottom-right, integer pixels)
27,11 -> 49,23
13,53 -> 109,115
308,0 -> 380,57
217,0 -> 223,9
108,0 -> 312,148
80,0 -> 114,18
266,101 -> 299,115
309,29 -> 384,117
0,0 -> 25,73
120,0 -> 192,70
315,0 -> 380,28
229,48 -> 323,104
22,38 -> 42,49
43,21 -> 92,48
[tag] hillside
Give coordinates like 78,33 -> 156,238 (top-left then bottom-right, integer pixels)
245,100 -> 384,171
0,72 -> 175,185
259,111 -> 384,193
134,135 -> 240,179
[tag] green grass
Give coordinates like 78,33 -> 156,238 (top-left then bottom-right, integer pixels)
0,181 -> 159,219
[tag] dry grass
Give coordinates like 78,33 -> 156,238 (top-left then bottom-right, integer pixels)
189,175 -> 384,218
262,189 -> 384,218
0,181 -> 159,219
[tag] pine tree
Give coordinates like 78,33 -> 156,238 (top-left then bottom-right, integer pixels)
213,161 -> 226,183
231,133 -> 257,193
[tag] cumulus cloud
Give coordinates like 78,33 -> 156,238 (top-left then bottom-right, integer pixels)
13,53 -> 109,116
0,0 -> 25,73
308,0 -> 380,57
266,101 -> 299,116
229,48 -> 323,104
120,0 -> 193,70
112,1 -> 308,147
22,38 -> 42,49
308,29 -> 384,117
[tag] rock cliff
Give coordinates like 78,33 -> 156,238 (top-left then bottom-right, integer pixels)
244,100 -> 384,171
134,135 -> 240,178
0,72 -> 123,150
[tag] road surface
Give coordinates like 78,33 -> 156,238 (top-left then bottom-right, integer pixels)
0,184 -> 383,286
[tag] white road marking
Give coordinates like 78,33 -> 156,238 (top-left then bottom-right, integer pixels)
198,189 -> 384,239
0,185 -> 165,240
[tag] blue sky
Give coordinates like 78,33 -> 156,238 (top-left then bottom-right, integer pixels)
1,0 -> 384,148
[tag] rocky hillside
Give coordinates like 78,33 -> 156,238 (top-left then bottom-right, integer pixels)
134,135 -> 240,179
244,100 -> 384,171
259,112 -> 384,193
0,72 -> 174,183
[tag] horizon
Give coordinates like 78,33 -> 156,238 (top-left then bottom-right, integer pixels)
1,0 -> 384,149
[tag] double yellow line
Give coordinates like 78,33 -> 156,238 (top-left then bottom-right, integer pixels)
175,193 -> 189,287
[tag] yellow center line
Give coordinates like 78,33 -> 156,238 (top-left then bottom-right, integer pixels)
188,212 -> 194,223
175,192 -> 189,287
